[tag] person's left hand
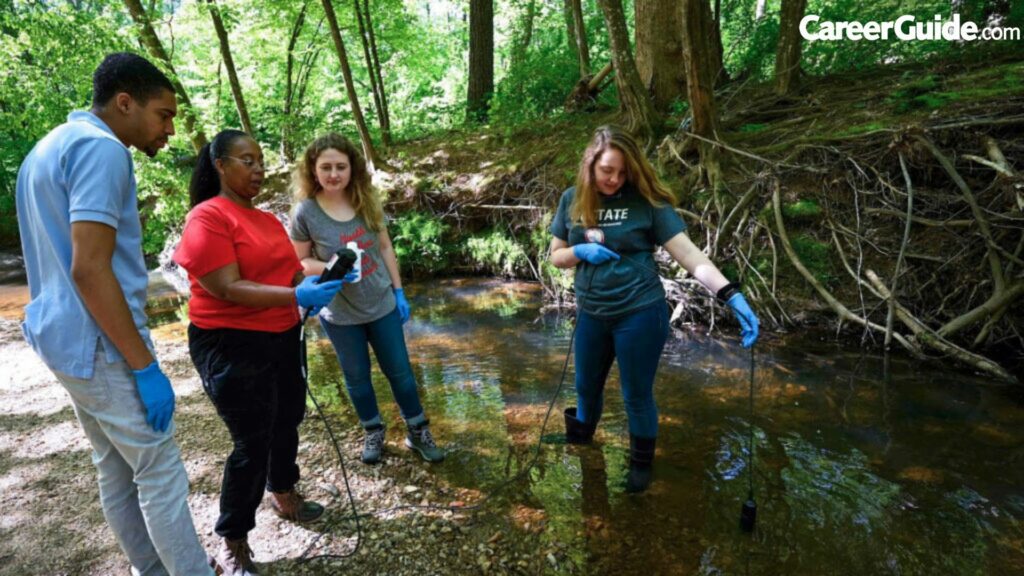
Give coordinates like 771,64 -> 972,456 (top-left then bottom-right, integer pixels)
132,361 -> 176,433
394,288 -> 411,324
727,293 -> 760,348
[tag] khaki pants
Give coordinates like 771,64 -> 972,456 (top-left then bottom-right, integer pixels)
54,342 -> 213,576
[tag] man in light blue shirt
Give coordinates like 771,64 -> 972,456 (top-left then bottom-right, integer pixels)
16,53 -> 215,575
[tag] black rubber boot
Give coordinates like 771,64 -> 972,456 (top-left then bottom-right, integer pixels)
564,407 -> 597,445
625,435 -> 656,493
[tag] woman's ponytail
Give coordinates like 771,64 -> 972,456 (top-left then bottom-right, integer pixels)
189,142 -> 219,208
188,129 -> 248,208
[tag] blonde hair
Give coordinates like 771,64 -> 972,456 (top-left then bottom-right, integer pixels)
293,133 -> 384,232
570,125 -> 675,228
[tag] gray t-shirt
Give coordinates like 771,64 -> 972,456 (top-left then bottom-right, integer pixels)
289,198 -> 396,325
550,185 -> 686,319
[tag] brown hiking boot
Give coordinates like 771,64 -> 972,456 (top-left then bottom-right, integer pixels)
215,537 -> 259,575
269,488 -> 325,523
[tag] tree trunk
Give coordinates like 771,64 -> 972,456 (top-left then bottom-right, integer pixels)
774,0 -> 808,96
562,0 -> 577,59
215,61 -> 222,117
569,0 -> 590,78
321,0 -> 379,170
467,0 -> 494,122
293,19 -> 324,132
207,0 -> 253,135
755,0 -> 767,20
680,0 -> 722,187
634,0 -> 685,112
282,2 -> 308,161
596,0 -> 658,141
122,0 -> 207,152
362,0 -> 391,145
294,48 -> 320,118
711,0 -> 726,84
565,60 -> 613,111
353,0 -> 390,145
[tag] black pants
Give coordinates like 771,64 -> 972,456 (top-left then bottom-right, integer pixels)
188,322 -> 307,539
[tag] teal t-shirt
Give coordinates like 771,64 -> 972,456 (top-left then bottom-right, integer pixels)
550,186 -> 686,319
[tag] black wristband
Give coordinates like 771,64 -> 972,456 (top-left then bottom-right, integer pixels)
716,281 -> 741,304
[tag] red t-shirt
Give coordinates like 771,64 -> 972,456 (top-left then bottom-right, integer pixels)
173,196 -> 302,332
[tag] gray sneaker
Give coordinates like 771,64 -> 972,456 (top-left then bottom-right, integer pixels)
405,420 -> 445,462
362,424 -> 386,464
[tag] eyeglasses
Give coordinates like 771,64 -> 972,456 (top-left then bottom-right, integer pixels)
225,156 -> 266,171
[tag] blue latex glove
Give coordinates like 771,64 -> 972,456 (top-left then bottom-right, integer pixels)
573,243 -> 620,265
133,361 -> 175,433
394,288 -> 411,324
295,274 -> 346,313
726,293 -> 760,348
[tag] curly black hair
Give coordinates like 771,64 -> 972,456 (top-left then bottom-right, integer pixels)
91,52 -> 175,107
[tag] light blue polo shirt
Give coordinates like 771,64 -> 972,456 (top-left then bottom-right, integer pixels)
16,111 -> 153,379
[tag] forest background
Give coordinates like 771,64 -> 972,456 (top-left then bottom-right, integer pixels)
1,0 -> 1022,380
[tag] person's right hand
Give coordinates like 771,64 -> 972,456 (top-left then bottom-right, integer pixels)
726,293 -> 760,348
132,361 -> 175,433
573,244 -> 620,265
295,274 -> 345,311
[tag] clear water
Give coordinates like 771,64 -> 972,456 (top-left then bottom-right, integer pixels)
299,277 -> 1024,575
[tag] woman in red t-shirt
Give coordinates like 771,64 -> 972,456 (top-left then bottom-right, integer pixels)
173,129 -> 349,574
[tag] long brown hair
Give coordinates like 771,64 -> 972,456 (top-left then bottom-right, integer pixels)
293,133 -> 384,232
570,125 -> 675,228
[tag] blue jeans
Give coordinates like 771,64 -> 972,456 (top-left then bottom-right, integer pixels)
574,302 -> 669,439
319,306 -> 426,428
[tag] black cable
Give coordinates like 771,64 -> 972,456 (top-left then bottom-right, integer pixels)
298,265 -> 597,562
297,320 -> 364,561
748,347 -> 755,499
740,345 -> 758,532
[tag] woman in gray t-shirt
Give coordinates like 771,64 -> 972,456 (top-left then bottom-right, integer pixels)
289,133 -> 443,464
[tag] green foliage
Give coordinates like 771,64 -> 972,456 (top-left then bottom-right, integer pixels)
721,0 -> 781,80
836,121 -> 887,136
176,300 -> 190,325
783,199 -> 823,221
489,0 -> 611,125
739,123 -> 769,133
390,211 -> 451,275
886,63 -> 1024,112
886,73 -> 949,111
0,176 -> 16,246
0,1 -> 133,247
722,0 -> 1020,82
464,228 -> 529,277
791,233 -> 835,286
134,153 -> 191,256
668,98 -> 690,117
531,212 -> 573,294
490,46 -> 579,124
719,262 -> 741,283
3,0 -> 1022,259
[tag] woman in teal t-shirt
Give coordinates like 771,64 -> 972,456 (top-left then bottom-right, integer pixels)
549,125 -> 759,493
